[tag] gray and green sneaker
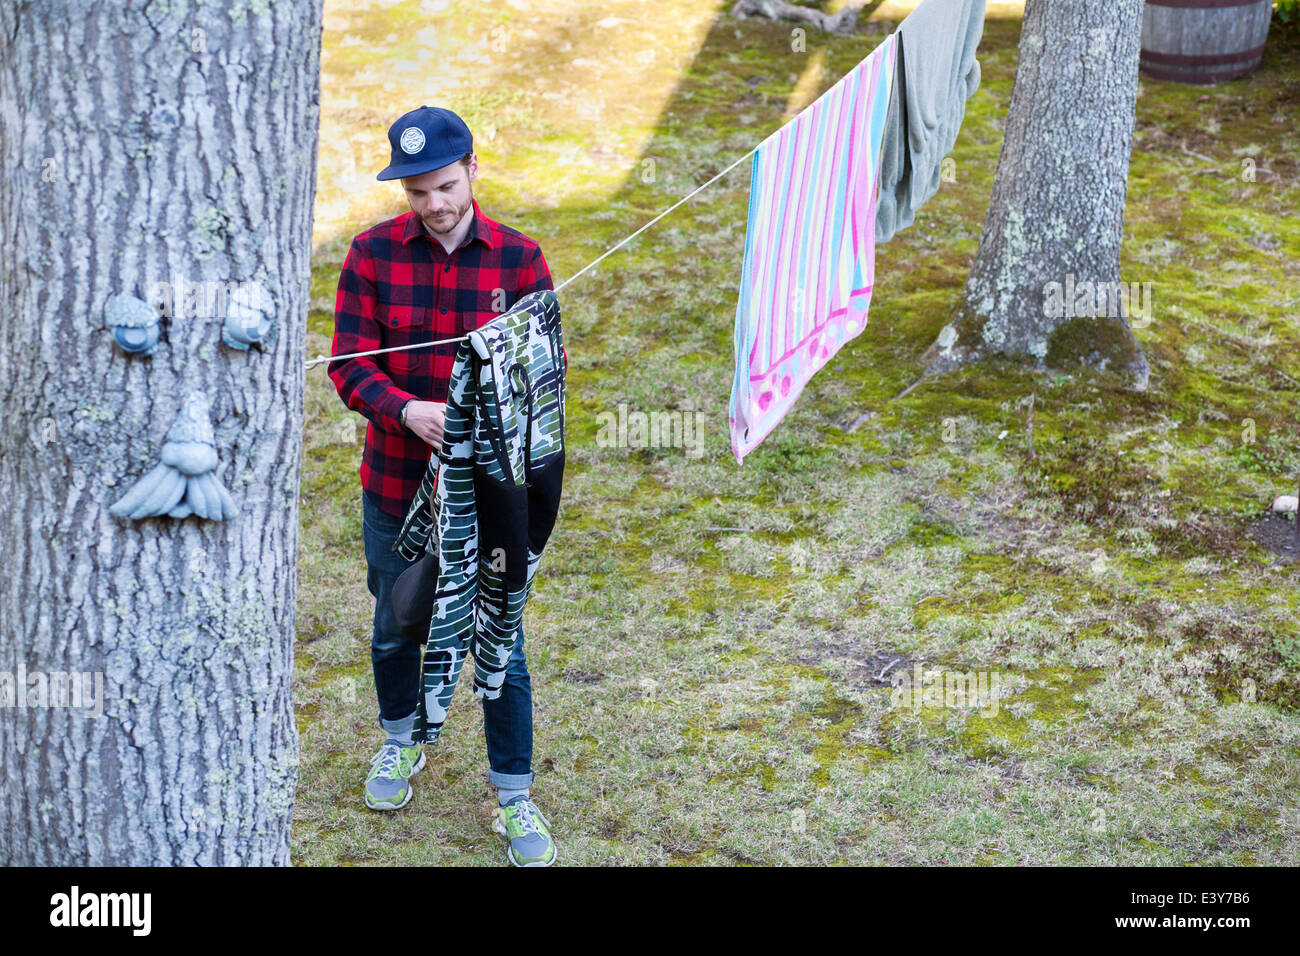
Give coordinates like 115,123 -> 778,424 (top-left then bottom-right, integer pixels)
493,796 -> 557,867
364,742 -> 425,811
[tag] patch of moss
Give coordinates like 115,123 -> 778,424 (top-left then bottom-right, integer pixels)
960,666 -> 1103,760
914,590 -> 1026,627
907,517 -> 963,548
1045,315 -> 1144,373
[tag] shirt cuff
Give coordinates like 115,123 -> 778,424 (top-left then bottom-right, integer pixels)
378,389 -> 417,433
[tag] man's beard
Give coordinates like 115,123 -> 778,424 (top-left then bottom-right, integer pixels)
423,197 -> 471,235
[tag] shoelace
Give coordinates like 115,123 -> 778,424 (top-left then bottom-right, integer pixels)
372,744 -> 404,778
509,800 -> 540,835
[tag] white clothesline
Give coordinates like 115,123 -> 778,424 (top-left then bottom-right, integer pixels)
303,147 -> 758,370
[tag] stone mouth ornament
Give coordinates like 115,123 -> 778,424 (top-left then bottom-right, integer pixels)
110,391 -> 239,521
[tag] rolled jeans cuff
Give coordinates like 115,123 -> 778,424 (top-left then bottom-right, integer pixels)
488,768 -> 535,790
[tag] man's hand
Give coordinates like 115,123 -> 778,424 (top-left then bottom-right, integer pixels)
403,400 -> 448,449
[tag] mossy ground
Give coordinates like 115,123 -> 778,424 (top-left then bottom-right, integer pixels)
292,0 -> 1300,865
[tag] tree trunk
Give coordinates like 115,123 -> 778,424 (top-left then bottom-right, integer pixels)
0,0 -> 322,864
927,0 -> 1149,388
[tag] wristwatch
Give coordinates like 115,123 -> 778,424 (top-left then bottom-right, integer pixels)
399,400 -> 411,428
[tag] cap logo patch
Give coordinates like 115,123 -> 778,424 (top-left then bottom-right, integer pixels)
399,127 -> 426,155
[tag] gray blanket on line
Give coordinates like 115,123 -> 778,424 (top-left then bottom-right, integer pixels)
875,0 -> 987,244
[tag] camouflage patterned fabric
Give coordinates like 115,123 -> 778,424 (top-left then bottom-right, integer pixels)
392,289 -> 566,745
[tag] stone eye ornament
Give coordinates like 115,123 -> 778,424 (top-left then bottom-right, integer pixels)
222,283 -> 275,351
107,293 -> 161,356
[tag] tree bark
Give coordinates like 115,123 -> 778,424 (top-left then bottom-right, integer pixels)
926,0 -> 1149,388
0,0 -> 322,864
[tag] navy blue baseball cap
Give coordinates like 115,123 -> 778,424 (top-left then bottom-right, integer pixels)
376,105 -> 473,181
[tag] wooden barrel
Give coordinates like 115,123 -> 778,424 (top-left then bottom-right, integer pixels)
1140,0 -> 1273,85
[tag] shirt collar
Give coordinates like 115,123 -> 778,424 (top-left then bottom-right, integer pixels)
402,197 -> 495,250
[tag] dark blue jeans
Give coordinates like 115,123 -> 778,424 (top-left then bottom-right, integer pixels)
362,490 -> 534,789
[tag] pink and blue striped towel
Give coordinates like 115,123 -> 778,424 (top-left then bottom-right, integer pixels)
729,34 -> 898,464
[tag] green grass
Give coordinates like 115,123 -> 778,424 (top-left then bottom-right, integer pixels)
292,0 -> 1300,865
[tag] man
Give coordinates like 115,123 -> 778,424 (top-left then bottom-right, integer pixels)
328,105 -> 557,867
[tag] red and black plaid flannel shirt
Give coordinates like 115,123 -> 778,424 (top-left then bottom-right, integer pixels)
328,197 -> 557,517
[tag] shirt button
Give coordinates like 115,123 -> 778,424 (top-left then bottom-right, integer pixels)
390,319 -> 398,327
440,308 -> 448,314
444,266 -> 451,273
